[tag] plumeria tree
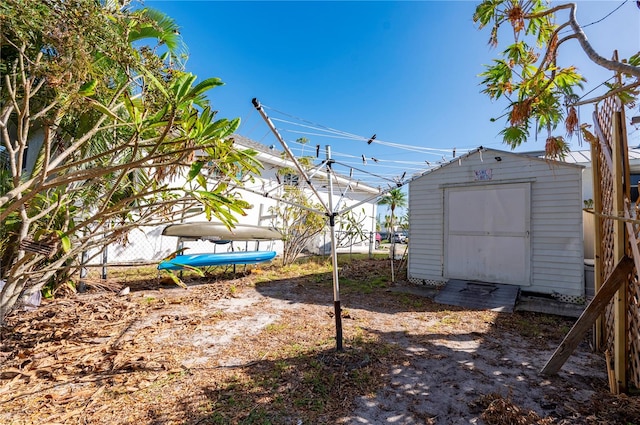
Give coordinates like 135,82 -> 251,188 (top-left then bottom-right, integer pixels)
0,0 -> 261,321
474,0 -> 639,157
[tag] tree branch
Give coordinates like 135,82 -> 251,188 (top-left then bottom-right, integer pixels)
527,3 -> 640,78
571,5 -> 639,77
573,81 -> 640,107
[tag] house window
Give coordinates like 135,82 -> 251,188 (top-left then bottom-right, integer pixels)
0,146 -> 8,169
208,166 -> 223,179
631,174 -> 640,203
207,163 -> 244,181
283,173 -> 299,187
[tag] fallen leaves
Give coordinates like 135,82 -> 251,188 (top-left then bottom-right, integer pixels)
0,259 -> 638,424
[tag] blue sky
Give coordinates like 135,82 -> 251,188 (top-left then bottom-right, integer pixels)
147,0 -> 639,191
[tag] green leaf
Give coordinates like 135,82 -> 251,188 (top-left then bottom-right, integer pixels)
499,126 -> 529,148
139,65 -> 170,99
473,0 -> 504,28
188,161 -> 205,181
503,41 -> 530,64
196,173 -> 207,189
122,92 -> 144,125
128,8 -> 186,57
161,270 -> 188,288
55,231 -> 72,253
172,73 -> 198,103
78,79 -> 97,96
87,99 -> 124,122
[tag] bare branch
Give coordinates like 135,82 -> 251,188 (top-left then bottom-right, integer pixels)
527,3 -> 640,78
573,81 -> 640,107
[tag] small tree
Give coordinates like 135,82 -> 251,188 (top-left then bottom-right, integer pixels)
334,208 -> 367,248
266,154 -> 324,265
473,0 -> 639,157
269,189 -> 325,266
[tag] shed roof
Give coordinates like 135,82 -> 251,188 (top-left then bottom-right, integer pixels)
411,146 -> 583,183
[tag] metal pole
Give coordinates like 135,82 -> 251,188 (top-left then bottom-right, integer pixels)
101,232 -> 108,280
369,203 -> 375,259
326,146 -> 343,351
252,99 -> 344,351
252,98 -> 330,212
79,249 -> 88,293
390,221 -> 396,283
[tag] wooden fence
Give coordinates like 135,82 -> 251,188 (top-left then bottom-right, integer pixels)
591,94 -> 640,392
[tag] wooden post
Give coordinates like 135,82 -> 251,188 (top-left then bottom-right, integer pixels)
611,99 -> 628,394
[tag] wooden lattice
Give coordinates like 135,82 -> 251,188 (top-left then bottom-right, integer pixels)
629,177 -> 640,388
593,94 -> 640,389
593,126 -> 616,354
630,265 -> 640,388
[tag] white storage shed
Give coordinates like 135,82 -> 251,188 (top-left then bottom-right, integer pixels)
407,147 -> 586,303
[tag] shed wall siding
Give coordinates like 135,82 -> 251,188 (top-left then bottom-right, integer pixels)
408,150 -> 584,297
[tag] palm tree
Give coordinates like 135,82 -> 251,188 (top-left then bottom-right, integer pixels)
382,215 -> 393,240
378,188 -> 407,281
378,188 -> 407,235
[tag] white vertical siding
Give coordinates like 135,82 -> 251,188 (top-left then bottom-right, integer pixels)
408,149 -> 584,297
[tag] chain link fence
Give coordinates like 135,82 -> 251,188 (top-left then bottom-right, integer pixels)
82,225 -> 280,270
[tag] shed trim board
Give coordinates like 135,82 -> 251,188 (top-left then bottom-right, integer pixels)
407,148 -> 584,299
444,182 -> 531,286
439,177 -> 537,189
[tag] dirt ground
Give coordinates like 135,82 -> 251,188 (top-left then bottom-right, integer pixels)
1,258 -> 639,424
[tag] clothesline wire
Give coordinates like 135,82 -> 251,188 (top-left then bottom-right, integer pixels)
282,131 -> 466,163
271,117 -> 366,140
286,142 -> 453,165
260,103 -> 516,167
255,103 -> 516,190
264,103 -> 464,155
281,130 -> 464,183
333,160 -> 435,173
277,120 -> 458,154
331,160 -> 411,182
264,105 -> 367,141
278,121 -> 460,154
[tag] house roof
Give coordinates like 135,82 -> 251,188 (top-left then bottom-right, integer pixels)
523,148 -> 640,165
232,134 -> 282,156
230,134 -> 381,195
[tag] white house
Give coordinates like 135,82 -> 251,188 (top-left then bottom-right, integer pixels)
407,147 -> 586,303
91,135 -> 381,264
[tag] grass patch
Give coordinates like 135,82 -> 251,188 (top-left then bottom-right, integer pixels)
187,336 -> 396,424
395,293 -> 426,309
497,311 -> 574,340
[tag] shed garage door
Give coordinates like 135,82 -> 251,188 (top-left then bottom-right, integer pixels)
444,183 -> 531,286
